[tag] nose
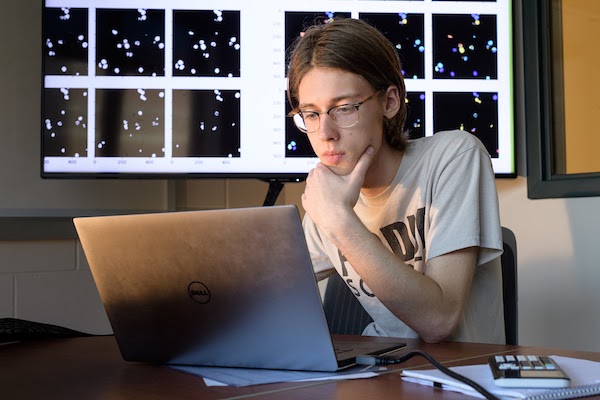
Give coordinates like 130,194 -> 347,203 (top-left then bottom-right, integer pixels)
316,114 -> 339,141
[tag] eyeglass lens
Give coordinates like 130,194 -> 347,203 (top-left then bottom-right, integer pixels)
294,106 -> 359,133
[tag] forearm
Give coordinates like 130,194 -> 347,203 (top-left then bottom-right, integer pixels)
322,210 -> 476,342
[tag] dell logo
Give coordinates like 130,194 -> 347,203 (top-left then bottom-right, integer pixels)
188,281 -> 211,304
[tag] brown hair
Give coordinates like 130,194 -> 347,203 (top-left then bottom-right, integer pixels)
287,18 -> 408,151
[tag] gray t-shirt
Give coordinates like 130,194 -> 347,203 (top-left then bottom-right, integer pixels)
304,129 -> 505,344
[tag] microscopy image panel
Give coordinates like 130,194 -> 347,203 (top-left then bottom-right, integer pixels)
43,7 -> 88,76
43,88 -> 88,157
173,10 -> 240,77
433,91 -> 499,158
432,14 -> 497,79
285,92 -> 316,158
405,91 -> 425,139
172,90 -> 241,157
96,9 -> 165,76
284,11 -> 351,76
95,89 -> 165,157
359,13 -> 425,79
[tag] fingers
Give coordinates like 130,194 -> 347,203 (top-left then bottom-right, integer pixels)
350,145 -> 375,183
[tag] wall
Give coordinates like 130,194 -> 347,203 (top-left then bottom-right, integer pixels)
1,0 -> 599,352
496,179 -> 600,351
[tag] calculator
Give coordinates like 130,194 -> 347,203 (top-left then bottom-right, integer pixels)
488,355 -> 571,388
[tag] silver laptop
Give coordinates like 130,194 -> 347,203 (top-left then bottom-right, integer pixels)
74,205 -> 405,372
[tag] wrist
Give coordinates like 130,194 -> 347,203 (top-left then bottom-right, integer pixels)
319,210 -> 364,247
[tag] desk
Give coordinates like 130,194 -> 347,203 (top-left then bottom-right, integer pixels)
1,335 -> 599,400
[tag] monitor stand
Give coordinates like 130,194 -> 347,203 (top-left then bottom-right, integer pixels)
262,180 -> 285,206
260,178 -> 306,206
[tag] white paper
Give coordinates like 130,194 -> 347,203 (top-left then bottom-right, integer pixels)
401,356 -> 600,400
170,364 -> 387,387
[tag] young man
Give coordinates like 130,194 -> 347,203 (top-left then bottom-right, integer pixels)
287,18 -> 504,344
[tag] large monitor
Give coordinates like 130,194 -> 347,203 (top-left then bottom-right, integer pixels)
42,0 -> 515,179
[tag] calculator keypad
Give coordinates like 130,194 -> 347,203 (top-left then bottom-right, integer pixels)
494,355 -> 556,371
488,355 -> 571,388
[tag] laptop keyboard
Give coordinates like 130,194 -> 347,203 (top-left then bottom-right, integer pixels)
334,346 -> 354,355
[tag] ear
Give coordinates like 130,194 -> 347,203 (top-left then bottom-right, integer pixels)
382,85 -> 401,119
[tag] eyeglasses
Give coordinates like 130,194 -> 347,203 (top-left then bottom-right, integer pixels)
289,90 -> 383,134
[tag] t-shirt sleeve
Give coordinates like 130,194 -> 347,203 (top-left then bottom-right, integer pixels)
302,214 -> 336,276
426,134 -> 503,266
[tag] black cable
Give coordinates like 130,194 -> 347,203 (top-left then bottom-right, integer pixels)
356,350 -> 500,400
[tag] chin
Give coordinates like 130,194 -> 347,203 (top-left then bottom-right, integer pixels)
326,164 -> 353,176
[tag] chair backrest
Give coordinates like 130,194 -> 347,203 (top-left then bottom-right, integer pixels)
501,227 -> 518,345
323,227 -> 519,345
323,273 -> 372,335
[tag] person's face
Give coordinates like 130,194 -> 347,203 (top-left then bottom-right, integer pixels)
296,67 -> 393,175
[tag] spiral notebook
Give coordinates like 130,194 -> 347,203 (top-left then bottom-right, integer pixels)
401,355 -> 600,399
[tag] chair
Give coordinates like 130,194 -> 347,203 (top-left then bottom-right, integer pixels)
501,227 -> 518,345
323,227 -> 519,345
322,273 -> 373,336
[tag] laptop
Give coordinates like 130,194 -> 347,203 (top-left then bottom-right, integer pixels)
74,205 -> 405,372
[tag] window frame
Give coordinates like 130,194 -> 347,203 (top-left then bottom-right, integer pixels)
524,0 -> 600,199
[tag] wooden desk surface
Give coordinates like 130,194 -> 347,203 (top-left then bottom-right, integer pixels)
1,335 -> 599,400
